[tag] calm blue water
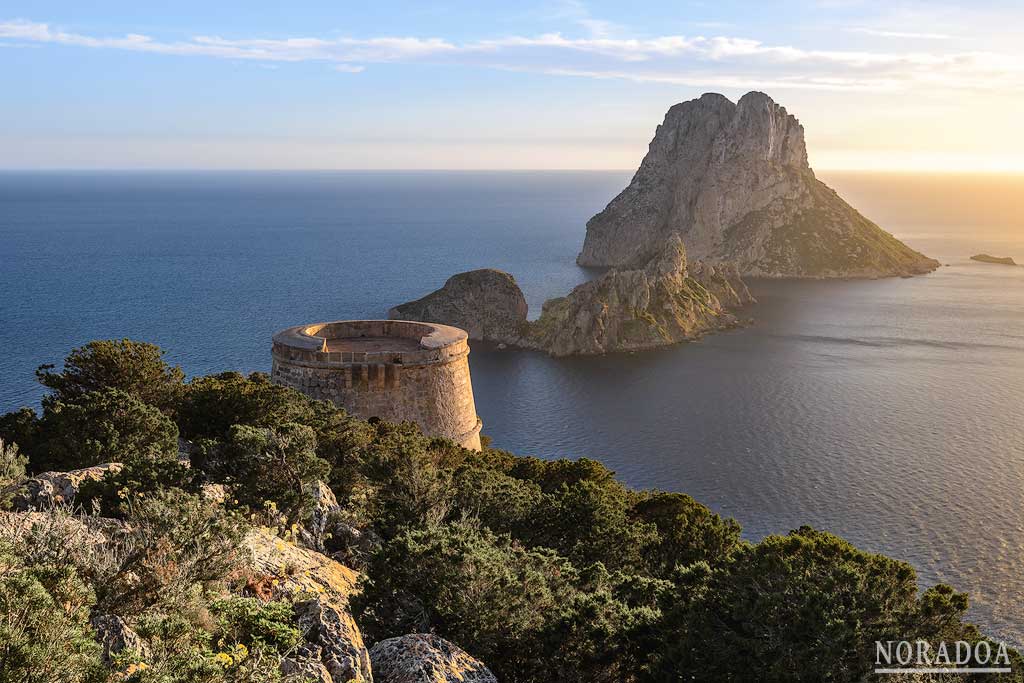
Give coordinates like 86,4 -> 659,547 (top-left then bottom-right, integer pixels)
2,170 -> 1023,645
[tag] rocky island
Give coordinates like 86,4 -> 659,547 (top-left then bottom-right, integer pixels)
971,253 -> 1018,266
390,235 -> 754,356
393,91 -> 939,356
579,92 -> 939,278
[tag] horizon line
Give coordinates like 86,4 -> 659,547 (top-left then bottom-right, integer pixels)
2,167 -> 1024,176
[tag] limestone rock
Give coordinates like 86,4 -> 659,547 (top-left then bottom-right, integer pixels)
295,597 -> 373,683
970,253 -> 1017,266
244,528 -> 361,602
530,234 -> 743,355
578,91 -> 939,278
685,260 -> 755,309
92,614 -> 150,665
0,510 -> 110,547
6,463 -> 121,511
177,437 -> 196,462
388,269 -> 529,343
369,634 -> 496,683
389,236 -> 749,356
243,528 -> 372,683
297,481 -> 342,553
281,650 -> 334,683
200,482 -> 228,504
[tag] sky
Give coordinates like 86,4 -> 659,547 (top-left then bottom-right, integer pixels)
2,0 -> 1023,171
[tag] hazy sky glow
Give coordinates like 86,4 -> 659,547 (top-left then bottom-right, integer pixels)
3,1 -> 1024,171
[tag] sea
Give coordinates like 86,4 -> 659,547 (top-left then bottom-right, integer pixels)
1,169 -> 1022,645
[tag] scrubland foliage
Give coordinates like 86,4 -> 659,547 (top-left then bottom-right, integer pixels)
0,339 -> 1019,682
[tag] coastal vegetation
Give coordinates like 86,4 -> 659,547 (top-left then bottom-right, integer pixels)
0,339 -> 1019,682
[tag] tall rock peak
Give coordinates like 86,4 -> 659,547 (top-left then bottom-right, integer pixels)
727,91 -> 808,169
578,91 -> 938,278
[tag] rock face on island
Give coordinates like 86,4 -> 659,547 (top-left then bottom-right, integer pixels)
530,235 -> 751,354
388,235 -> 753,356
577,91 -> 939,278
388,269 -> 529,341
971,253 -> 1017,266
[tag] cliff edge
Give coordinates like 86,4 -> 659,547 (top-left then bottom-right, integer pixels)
578,91 -> 939,278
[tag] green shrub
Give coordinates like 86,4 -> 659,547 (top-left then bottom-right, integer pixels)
0,544 -> 106,683
0,439 -> 27,508
96,489 -> 246,615
177,372 -> 317,440
525,477 -> 659,572
630,492 -> 741,575
0,408 -> 41,464
36,339 -> 184,413
650,526 -> 971,682
356,520 -> 663,683
30,388 -> 179,472
192,423 -> 328,525
449,457 -> 544,538
210,597 -> 302,653
350,420 -> 467,535
507,456 -> 619,493
356,521 -> 576,680
77,457 -> 201,518
129,609 -> 297,683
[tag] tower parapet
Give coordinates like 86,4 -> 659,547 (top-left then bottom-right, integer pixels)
271,320 -> 482,450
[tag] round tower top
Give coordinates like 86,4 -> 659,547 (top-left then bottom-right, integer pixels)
272,319 -> 469,367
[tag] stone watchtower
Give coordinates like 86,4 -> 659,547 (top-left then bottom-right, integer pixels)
271,320 -> 482,450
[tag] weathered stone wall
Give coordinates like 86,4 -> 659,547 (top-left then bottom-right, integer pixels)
271,320 -> 482,450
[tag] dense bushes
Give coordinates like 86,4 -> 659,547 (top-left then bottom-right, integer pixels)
36,339 -> 185,413
5,388 -> 179,473
0,339 -> 1018,682
176,372 -> 319,441
0,541 -> 106,683
355,520 -> 669,682
193,423 -> 329,525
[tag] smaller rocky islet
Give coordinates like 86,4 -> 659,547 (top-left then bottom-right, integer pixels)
971,253 -> 1018,266
389,234 -> 754,356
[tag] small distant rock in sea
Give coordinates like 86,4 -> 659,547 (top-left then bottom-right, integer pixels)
970,253 -> 1017,266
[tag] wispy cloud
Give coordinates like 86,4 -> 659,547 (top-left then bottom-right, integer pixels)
1,18 -> 1022,93
0,19 -> 458,62
548,0 -> 623,38
849,27 -> 953,40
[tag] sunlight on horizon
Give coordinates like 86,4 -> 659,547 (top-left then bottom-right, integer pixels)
3,3 -> 1024,172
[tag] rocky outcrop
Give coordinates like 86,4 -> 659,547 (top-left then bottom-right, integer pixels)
680,259 -> 754,309
388,269 -> 529,343
369,634 -> 497,683
5,463 -> 121,511
529,235 -> 747,355
971,254 -> 1017,266
294,597 -> 373,683
297,481 -> 343,553
244,528 -> 372,683
389,236 -> 750,356
281,655 -> 334,683
0,510 -> 111,547
92,614 -> 150,665
578,91 -> 939,278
